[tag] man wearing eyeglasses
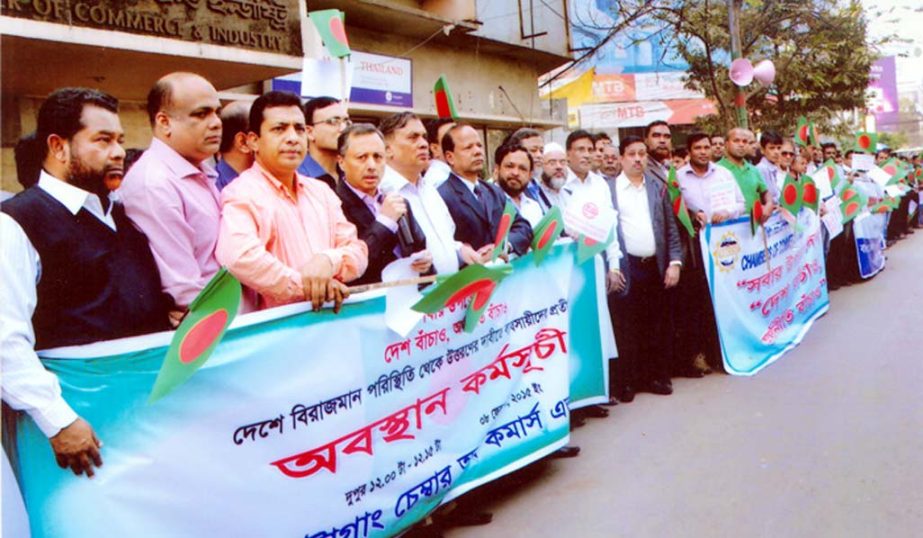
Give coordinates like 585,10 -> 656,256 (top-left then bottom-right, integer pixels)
298,96 -> 351,190
779,139 -> 795,174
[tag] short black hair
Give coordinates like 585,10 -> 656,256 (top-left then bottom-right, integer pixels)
220,106 -> 249,153
249,91 -> 304,134
441,123 -> 473,155
760,130 -> 783,147
304,96 -> 340,124
337,123 -> 385,156
425,118 -> 456,145
686,132 -> 711,151
592,132 -> 612,144
821,142 -> 838,151
619,135 -> 645,155
565,129 -> 593,151
36,87 -> 119,161
645,120 -> 669,138
124,148 -> 145,174
844,149 -> 855,159
14,133 -> 42,189
503,127 -> 542,148
494,143 -> 533,171
380,112 -> 420,139
673,148 -> 689,159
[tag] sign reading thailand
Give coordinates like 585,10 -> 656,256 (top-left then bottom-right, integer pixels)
701,210 -> 829,375
273,51 -> 413,107
10,245 -> 609,538
2,0 -> 302,56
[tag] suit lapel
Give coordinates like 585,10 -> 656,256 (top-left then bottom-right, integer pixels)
337,181 -> 376,230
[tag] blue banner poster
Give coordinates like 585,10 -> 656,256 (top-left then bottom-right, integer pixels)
852,212 -> 887,279
8,244 -> 609,537
701,211 -> 830,375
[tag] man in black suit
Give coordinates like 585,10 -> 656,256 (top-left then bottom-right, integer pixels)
437,124 -> 532,260
335,123 -> 432,285
608,135 -> 683,402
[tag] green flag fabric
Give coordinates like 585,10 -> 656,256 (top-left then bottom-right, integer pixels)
666,165 -> 694,237
576,229 -> 615,265
855,131 -> 878,153
531,206 -> 564,266
309,10 -> 351,58
839,185 -> 868,224
779,173 -> 803,217
149,269 -> 242,403
434,75 -> 459,119
801,175 -> 820,213
411,263 -> 512,333
491,200 -> 518,261
794,117 -> 817,147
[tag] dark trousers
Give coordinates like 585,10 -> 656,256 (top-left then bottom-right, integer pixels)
610,256 -> 670,390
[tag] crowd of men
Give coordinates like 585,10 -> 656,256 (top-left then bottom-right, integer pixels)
2,72 -> 922,536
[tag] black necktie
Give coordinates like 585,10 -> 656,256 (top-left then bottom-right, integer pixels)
473,182 -> 490,216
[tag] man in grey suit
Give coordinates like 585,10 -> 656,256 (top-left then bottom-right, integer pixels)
607,135 -> 683,402
643,120 -> 672,187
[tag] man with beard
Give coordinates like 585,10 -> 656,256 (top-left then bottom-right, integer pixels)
438,124 -> 532,258
298,96 -> 351,189
335,123 -> 432,285
494,143 -> 543,227
756,130 -> 784,202
719,127 -> 773,221
644,120 -> 672,186
119,72 -> 223,322
216,91 -> 367,312
505,127 -> 545,203
2,87 -> 170,479
535,142 -> 569,212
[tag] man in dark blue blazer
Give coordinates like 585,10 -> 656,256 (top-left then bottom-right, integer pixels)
335,124 -> 432,285
437,124 -> 532,261
607,135 -> 683,403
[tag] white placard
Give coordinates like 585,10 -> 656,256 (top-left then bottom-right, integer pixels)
821,197 -> 843,239
707,179 -> 738,216
810,166 -> 834,199
563,193 -> 618,243
868,166 -> 892,187
851,153 -> 875,172
301,56 -> 353,100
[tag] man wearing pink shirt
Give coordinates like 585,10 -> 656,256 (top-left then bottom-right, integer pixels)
119,72 -> 223,320
216,91 -> 367,312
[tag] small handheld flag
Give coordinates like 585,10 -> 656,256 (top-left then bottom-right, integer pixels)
434,75 -> 459,120
666,165 -> 695,237
779,173 -> 803,217
412,263 -> 512,333
309,10 -> 351,58
531,206 -> 564,266
855,131 -> 878,154
491,200 -> 518,261
794,117 -> 817,147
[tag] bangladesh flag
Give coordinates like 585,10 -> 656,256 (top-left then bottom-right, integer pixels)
576,229 -> 615,265
149,269 -> 242,403
839,185 -> 868,224
794,117 -> 817,147
801,175 -> 820,213
779,173 -> 803,217
666,165 -> 694,237
749,198 -> 764,235
309,10 -> 351,58
880,158 -> 909,186
412,263 -> 512,333
820,159 -> 843,192
531,206 -> 564,266
434,75 -> 459,119
491,200 -> 518,261
855,131 -> 878,153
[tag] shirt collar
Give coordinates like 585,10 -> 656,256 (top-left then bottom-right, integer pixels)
148,137 -> 217,181
298,154 -> 331,179
680,162 -> 715,178
37,170 -> 97,215
616,172 -> 645,191
253,161 -> 303,200
345,180 -> 380,203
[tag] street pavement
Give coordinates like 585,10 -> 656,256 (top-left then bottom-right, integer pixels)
450,233 -> 923,538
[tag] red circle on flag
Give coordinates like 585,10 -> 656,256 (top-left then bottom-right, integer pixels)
329,17 -> 349,46
536,221 -> 558,250
858,134 -> 871,149
783,184 -> 798,205
799,125 -> 809,142
179,309 -> 229,364
827,167 -> 835,181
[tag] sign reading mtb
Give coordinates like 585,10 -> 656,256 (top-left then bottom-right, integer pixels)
2,0 -> 301,56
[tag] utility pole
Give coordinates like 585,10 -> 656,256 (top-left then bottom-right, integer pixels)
728,0 -> 748,129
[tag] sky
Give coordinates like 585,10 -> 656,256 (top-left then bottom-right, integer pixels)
862,0 -> 923,86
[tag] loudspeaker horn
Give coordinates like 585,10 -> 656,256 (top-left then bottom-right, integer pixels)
729,58 -> 753,87
753,60 -> 776,87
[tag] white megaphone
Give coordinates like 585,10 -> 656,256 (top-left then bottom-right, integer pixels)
752,60 -> 776,87
729,58 -> 754,87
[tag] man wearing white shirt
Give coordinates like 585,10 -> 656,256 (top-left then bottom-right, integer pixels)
756,130 -> 784,202
564,130 -> 623,293
422,118 -> 456,188
494,143 -> 544,228
608,135 -> 683,402
1,88 -> 169,479
379,112 -> 481,273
